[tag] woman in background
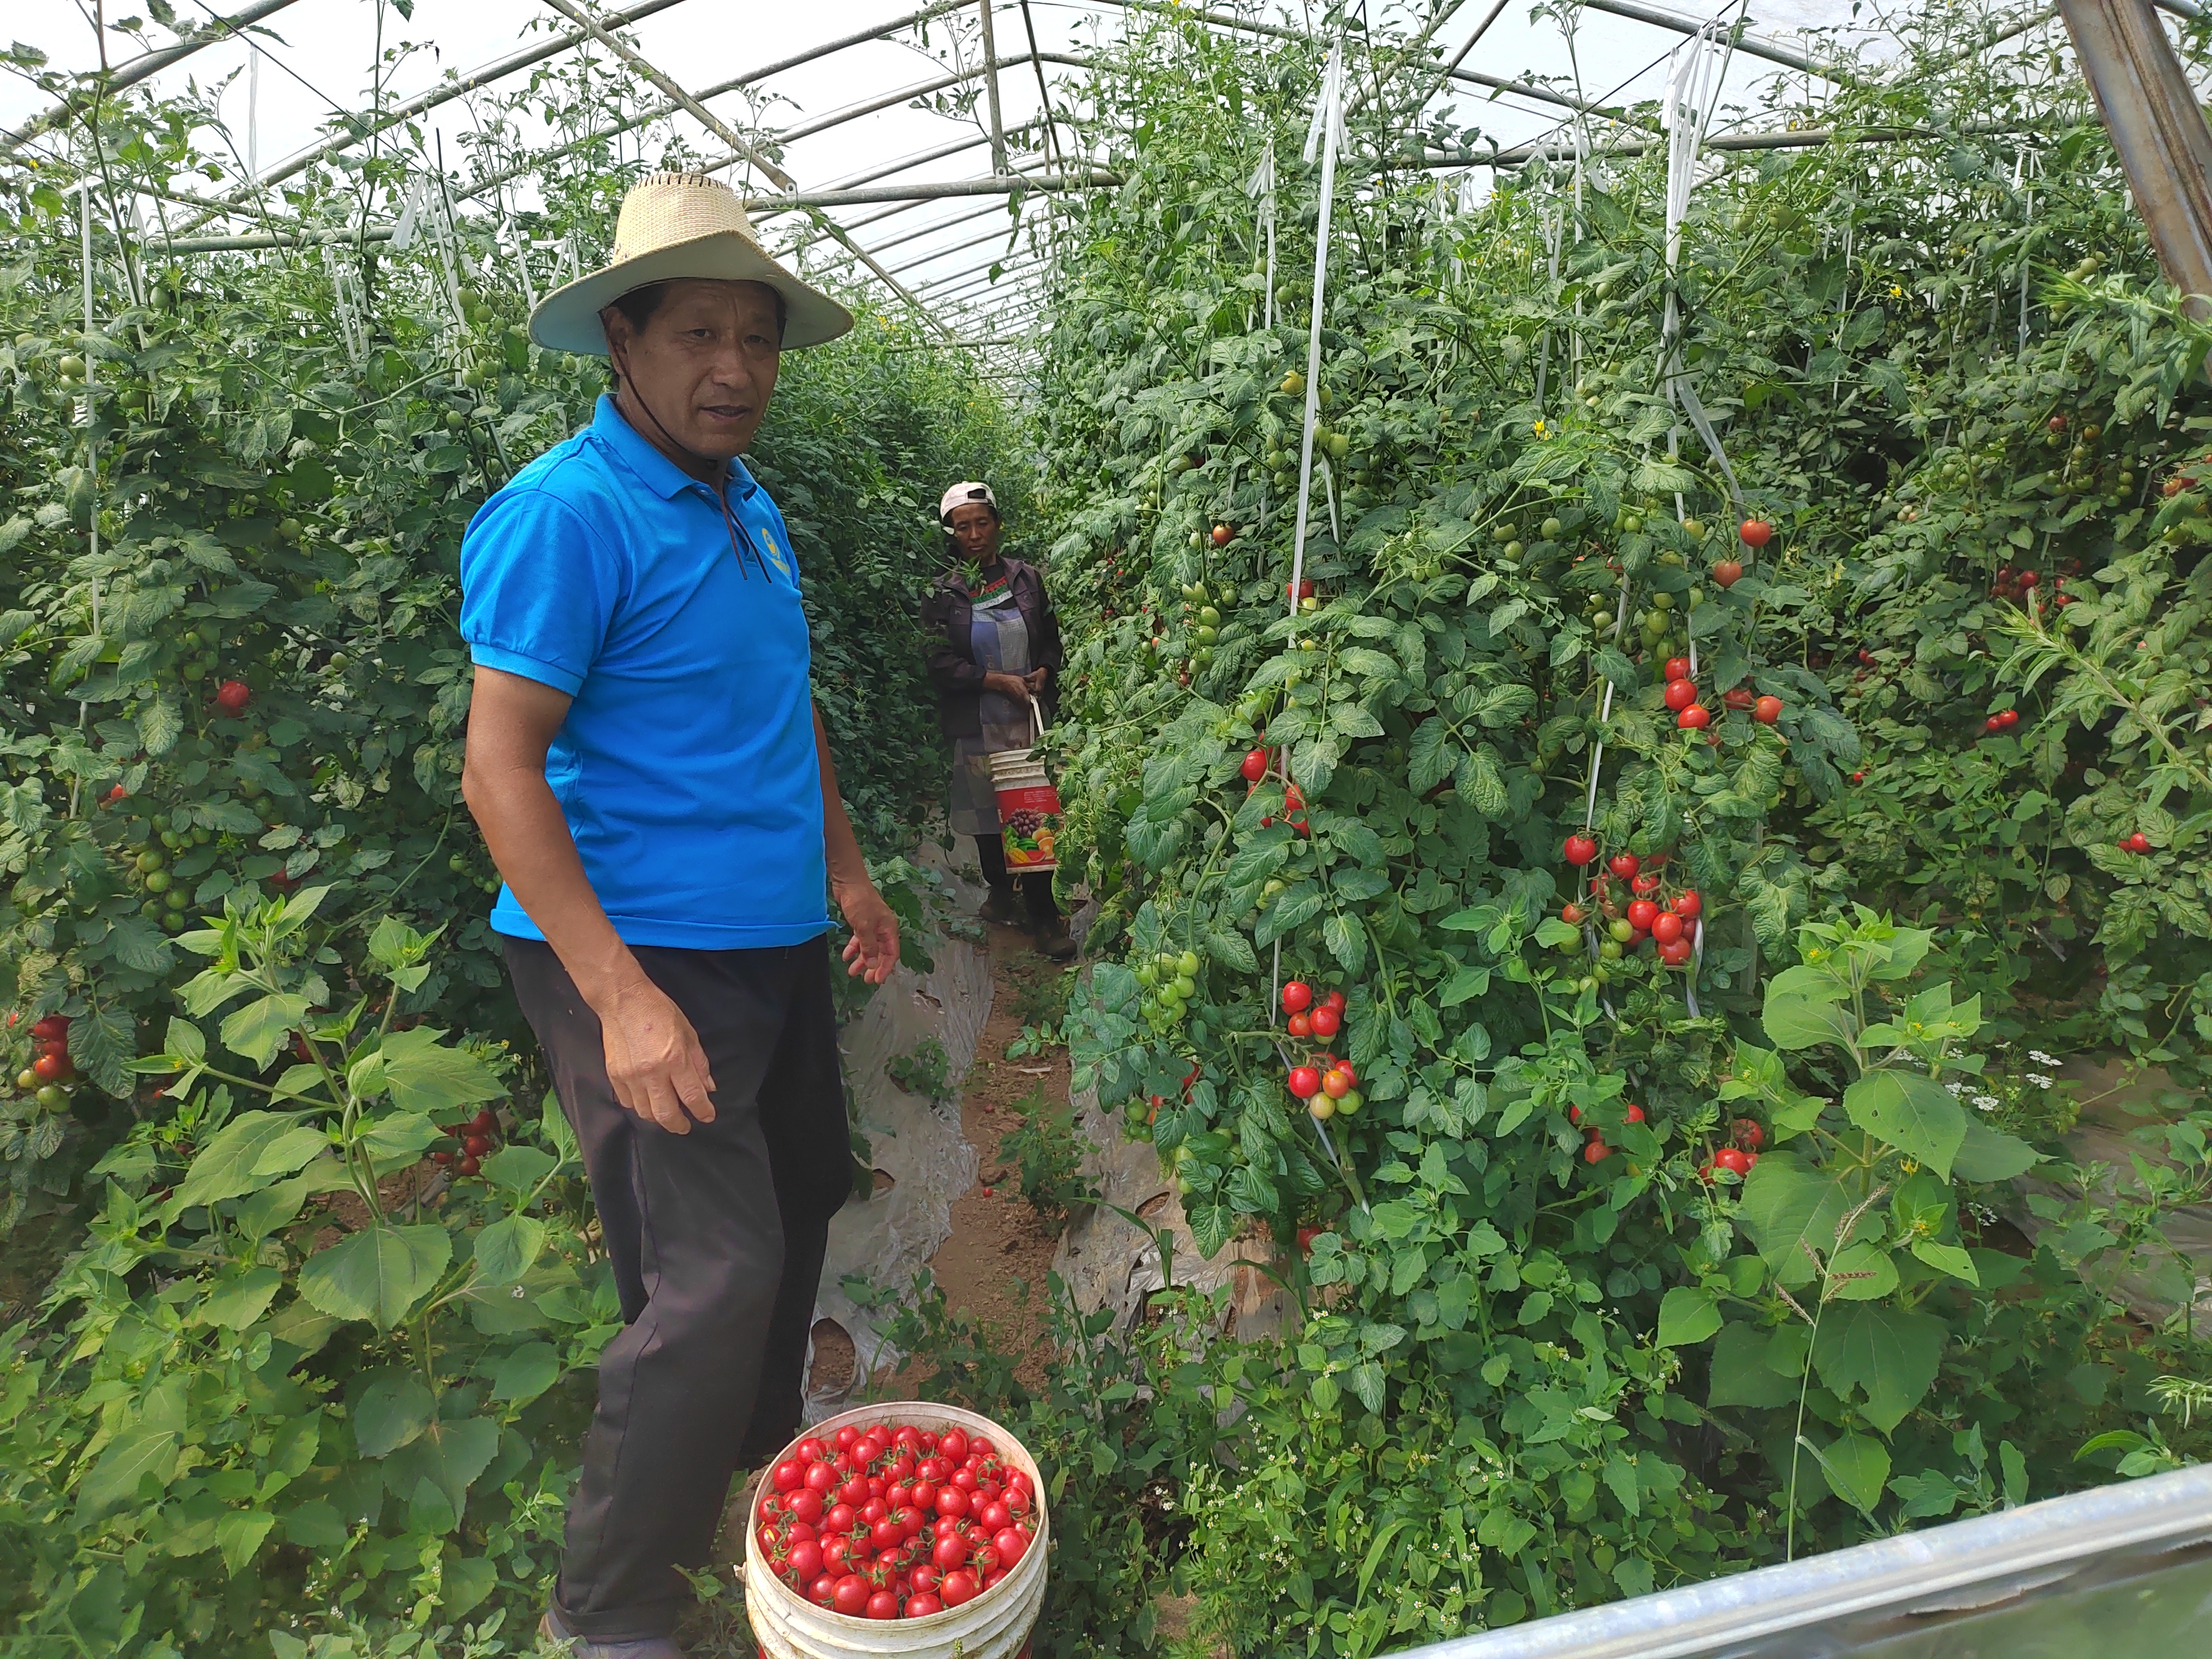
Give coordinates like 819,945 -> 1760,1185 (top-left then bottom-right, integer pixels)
920,482 -> 1074,960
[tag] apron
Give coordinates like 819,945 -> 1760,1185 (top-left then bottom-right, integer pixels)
948,584 -> 1033,840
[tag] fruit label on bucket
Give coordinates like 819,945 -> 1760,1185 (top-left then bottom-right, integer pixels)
996,782 -> 1061,870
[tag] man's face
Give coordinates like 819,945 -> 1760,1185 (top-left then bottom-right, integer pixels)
947,502 -> 999,560
605,278 -> 781,460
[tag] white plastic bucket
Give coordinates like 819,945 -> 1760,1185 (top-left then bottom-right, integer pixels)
989,698 -> 1061,876
743,1401 -> 1049,1659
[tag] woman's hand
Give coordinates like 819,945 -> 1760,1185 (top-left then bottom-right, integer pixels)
983,670 -> 1032,700
1023,666 -> 1049,695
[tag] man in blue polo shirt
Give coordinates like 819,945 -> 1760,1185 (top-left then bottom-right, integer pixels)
459,173 -> 899,1659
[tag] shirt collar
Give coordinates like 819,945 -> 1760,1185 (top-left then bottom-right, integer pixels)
590,393 -> 761,504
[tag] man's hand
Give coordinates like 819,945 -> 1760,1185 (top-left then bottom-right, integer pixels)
836,881 -> 901,985
596,975 -> 718,1133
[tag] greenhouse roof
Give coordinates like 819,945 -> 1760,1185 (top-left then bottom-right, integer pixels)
1,0 -> 2197,343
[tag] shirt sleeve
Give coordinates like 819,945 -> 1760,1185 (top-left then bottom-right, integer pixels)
459,487 -> 621,697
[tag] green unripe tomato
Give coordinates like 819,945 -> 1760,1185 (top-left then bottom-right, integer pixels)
143,870 -> 171,894
17,1067 -> 40,1093
1504,541 -> 1525,560
1599,940 -> 1622,960
36,1084 -> 68,1112
1651,591 -> 1675,611
1609,918 -> 1634,943
1541,517 -> 1564,541
135,850 -> 163,874
159,830 -> 181,849
1334,1088 -> 1361,1115
1577,975 -> 1598,994
1263,878 -> 1286,898
165,890 -> 186,911
1135,963 -> 1158,986
191,827 -> 211,845
1195,626 -> 1218,644
1172,974 -> 1197,999
1177,950 -> 1201,978
1198,606 -> 1221,628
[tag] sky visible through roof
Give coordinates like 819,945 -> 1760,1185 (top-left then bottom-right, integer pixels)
0,1 -> 2021,333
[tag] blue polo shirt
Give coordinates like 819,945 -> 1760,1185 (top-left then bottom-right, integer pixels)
459,394 -> 828,949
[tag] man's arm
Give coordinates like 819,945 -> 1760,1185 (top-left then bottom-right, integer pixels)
815,703 -> 900,984
461,665 -> 717,1134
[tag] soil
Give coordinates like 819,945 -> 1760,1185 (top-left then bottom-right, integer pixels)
916,917 -> 1073,1387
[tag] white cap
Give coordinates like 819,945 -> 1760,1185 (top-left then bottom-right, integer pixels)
939,481 -> 999,521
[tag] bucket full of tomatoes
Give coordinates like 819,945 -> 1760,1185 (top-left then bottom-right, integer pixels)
745,1402 -> 1047,1659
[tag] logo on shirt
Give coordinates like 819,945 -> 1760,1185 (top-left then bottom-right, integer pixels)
762,530 -> 793,580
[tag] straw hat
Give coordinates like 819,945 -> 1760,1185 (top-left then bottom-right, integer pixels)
529,171 -> 853,355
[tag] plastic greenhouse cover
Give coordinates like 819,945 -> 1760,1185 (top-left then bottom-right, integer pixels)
1379,1461 -> 2212,1659
2,0 -> 1954,320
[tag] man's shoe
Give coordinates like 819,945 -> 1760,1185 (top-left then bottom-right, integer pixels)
979,888 -> 1023,926
1033,917 -> 1078,961
538,1608 -> 688,1658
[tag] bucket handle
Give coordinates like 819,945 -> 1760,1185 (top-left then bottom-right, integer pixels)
1026,694 -> 1048,745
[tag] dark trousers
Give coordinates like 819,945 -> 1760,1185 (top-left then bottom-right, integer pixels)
975,833 -> 1058,922
504,937 -> 853,1641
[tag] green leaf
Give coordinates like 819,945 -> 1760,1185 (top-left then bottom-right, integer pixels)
1843,1069 -> 1967,1179
1911,1239 -> 1980,1284
1708,1321 -> 1798,1408
192,1266 -> 283,1330
473,1215 -> 547,1286
1952,1119 -> 2041,1182
173,1111 -> 307,1209
353,1370 -> 436,1457
541,1090 -> 580,1165
385,1416 -> 500,1522
1656,1285 -> 1722,1348
1824,1240 -> 1900,1301
359,1110 -> 440,1169
488,1341 -> 562,1404
1735,1152 -> 1852,1286
377,1026 -> 505,1116
298,1223 -> 452,1329
482,1145 -> 556,1193
234,1166 -> 329,1241
250,1122 -> 329,1180
215,1509 -> 276,1576
75,1426 -> 180,1522
1760,965 -> 1855,1052
219,992 -> 312,1067
1807,1432 -> 1890,1514
1814,1301 -> 1946,1433
107,914 -> 174,973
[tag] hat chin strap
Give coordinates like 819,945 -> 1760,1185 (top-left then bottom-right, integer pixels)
611,342 -> 728,482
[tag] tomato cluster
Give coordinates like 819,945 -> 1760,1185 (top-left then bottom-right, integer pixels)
756,1419 -> 1039,1623
431,1108 -> 501,1177
1134,947 -> 1204,1032
1567,1099 -> 1645,1163
1560,850 -> 1704,969
1239,745 -> 1310,835
10,1013 -> 74,1114
1990,561 -> 2076,609
1980,708 -> 2022,737
1278,982 -> 1361,1121
1697,1117 -> 1767,1182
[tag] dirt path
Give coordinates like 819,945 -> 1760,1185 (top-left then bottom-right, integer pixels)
920,918 -> 1073,1381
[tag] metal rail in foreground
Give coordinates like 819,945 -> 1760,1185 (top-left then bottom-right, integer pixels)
1384,1462 -> 2212,1659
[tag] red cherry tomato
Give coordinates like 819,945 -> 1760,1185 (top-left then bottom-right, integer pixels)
30,1015 -> 69,1043
1322,989 -> 1345,1013
993,1527 -> 1028,1567
1733,1118 -> 1766,1151
215,679 -> 252,716
1241,747 -> 1269,782
1286,1011 -> 1312,1038
1321,1067 -> 1352,1100
1677,704 -> 1711,730
1716,1147 -> 1752,1175
1584,1139 -> 1611,1163
1624,1103 -> 1645,1124
938,1429 -> 968,1464
1712,558 -> 1743,587
457,1155 -> 480,1176
935,1486 -> 970,1520
866,1590 -> 899,1620
905,1593 -> 943,1618
787,1488 -> 823,1524
32,1052 -> 71,1083
1308,1005 -> 1341,1039
1286,1066 -> 1322,1099
1739,519 -> 1772,548
1651,912 -> 1684,946
1561,902 -> 1585,925
939,1569 -> 979,1607
1673,890 -> 1701,919
1753,695 -> 1783,724
832,1575 -> 870,1616
1663,657 -> 1692,681
1664,678 -> 1698,711
1660,938 -> 1694,965
1608,852 -> 1640,879
1564,833 -> 1598,865
1280,981 -> 1313,1015
1631,873 -> 1662,895
789,1539 -> 823,1580
1627,899 -> 1660,931
773,1459 -> 806,1493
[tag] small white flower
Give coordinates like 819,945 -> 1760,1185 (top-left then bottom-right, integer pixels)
1974,1094 -> 2001,1112
2030,1050 -> 2059,1066
2027,1074 -> 2053,1089
1946,1080 -> 1967,1096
